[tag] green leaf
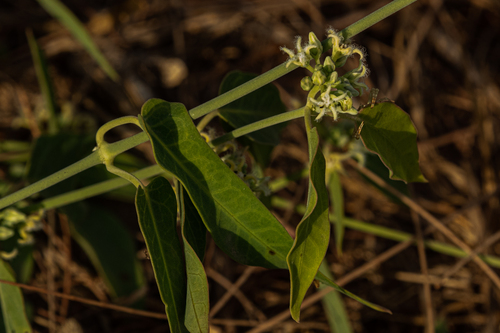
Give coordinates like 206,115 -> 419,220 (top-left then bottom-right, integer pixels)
329,170 -> 345,255
359,102 -> 426,183
135,177 -> 188,333
36,0 -> 119,81
26,29 -> 58,135
318,260 -> 353,333
28,134 -> 145,299
139,99 -> 389,315
139,99 -> 293,269
0,259 -> 31,333
218,71 -> 287,145
180,186 -> 209,333
287,127 -> 330,322
64,202 -> 145,298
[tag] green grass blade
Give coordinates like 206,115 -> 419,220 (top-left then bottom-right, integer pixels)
315,271 -> 392,314
26,29 -> 58,135
318,260 -> 353,333
36,0 -> 119,81
139,99 -> 293,269
135,177 -> 188,333
330,170 -> 345,255
180,186 -> 209,333
0,260 -> 31,333
287,127 -> 330,322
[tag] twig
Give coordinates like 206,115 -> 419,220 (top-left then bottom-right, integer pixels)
411,210 -> 434,333
0,278 -> 168,320
59,213 -> 72,319
346,158 -> 500,291
46,210 -> 57,333
209,266 -> 262,320
247,240 -> 414,333
206,267 -> 267,322
438,230 -> 500,287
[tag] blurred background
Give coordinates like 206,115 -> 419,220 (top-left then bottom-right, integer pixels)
1,0 -> 500,332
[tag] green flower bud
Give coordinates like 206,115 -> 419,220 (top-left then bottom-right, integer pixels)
323,56 -> 335,74
306,32 -> 323,62
300,76 -> 313,91
312,68 -> 327,86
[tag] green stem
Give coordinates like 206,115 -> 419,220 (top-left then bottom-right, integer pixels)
0,132 -> 149,210
210,108 -> 305,146
271,197 -> 500,269
95,116 -> 144,188
28,165 -> 166,212
0,0 -> 416,209
196,111 -> 219,132
188,0 -> 416,120
340,0 -> 417,42
304,107 -> 313,133
0,153 -> 101,210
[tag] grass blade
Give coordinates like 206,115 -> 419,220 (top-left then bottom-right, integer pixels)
319,260 -> 353,333
37,0 -> 119,81
26,28 -> 58,135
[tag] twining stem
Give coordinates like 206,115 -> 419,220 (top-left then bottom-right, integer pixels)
96,116 -> 144,188
196,111 -> 220,132
271,197 -> 500,269
0,0 -> 417,210
188,0 -> 417,120
304,107 -> 313,133
0,132 -> 148,210
27,165 -> 166,212
210,108 -> 305,146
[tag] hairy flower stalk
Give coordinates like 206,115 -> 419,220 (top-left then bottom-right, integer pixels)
281,30 -> 370,122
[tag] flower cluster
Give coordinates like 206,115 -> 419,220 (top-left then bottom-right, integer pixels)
281,30 -> 369,121
0,208 -> 44,260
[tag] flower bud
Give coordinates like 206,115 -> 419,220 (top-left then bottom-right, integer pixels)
312,68 -> 327,86
300,76 -> 313,91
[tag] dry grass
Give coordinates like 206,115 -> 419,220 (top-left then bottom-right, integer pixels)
1,0 -> 500,332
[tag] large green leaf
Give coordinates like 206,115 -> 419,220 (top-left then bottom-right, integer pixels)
135,177 -> 188,333
139,99 -> 293,269
359,102 -> 426,183
28,134 -> 145,299
180,186 -> 209,333
37,0 -> 119,81
0,260 -> 31,333
287,127 -> 330,322
329,170 -> 345,255
218,71 -> 287,145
